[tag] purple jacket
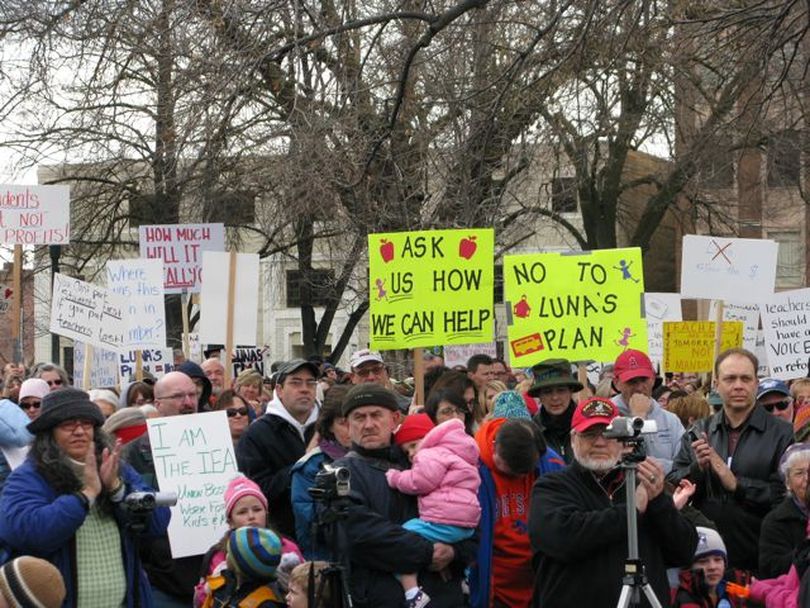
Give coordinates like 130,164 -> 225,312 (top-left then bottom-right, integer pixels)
386,418 -> 481,528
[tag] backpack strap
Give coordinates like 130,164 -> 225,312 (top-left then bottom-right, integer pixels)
238,583 -> 283,607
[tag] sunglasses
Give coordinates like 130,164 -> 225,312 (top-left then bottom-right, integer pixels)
226,407 -> 249,418
19,400 -> 41,410
46,379 -> 63,387
762,399 -> 791,412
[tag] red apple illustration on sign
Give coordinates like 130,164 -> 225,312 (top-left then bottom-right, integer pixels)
379,239 -> 395,263
3,288 -> 11,299
459,236 -> 477,259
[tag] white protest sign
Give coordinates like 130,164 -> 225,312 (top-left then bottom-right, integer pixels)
199,252 -> 259,345
0,185 -> 70,244
755,330 -> 770,377
443,342 -> 498,369
758,288 -> 810,380
139,223 -> 225,294
644,293 -> 682,368
230,347 -> 268,378
119,348 -> 175,382
680,235 -> 778,302
147,411 -> 238,558
188,333 -> 202,363
50,273 -> 126,351
73,342 -> 121,388
106,259 -> 166,349
710,300 -> 759,351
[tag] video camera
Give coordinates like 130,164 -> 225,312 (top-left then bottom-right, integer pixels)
603,416 -> 658,440
309,465 -> 351,503
124,491 -> 178,514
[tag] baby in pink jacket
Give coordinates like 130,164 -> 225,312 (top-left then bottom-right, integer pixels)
386,414 -> 481,608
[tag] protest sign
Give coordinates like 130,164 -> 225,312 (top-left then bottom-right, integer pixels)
680,235 -> 778,302
663,321 -> 744,373
50,273 -> 126,351
73,342 -> 120,388
147,411 -> 238,558
199,252 -> 259,346
106,258 -> 166,349
120,348 -> 174,381
443,343 -> 498,369
644,293 -> 682,369
709,300 -> 759,351
504,247 -> 646,366
368,229 -> 494,350
755,330 -> 770,377
230,347 -> 268,378
139,223 -> 225,294
0,185 -> 70,245
758,288 -> 810,380
187,333 -> 202,363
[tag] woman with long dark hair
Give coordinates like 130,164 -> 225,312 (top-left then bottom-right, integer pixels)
0,388 -> 169,607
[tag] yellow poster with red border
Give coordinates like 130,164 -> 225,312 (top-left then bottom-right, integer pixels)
368,229 -> 494,350
504,248 -> 647,366
663,321 -> 743,372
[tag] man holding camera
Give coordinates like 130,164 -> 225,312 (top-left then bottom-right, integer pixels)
668,348 -> 794,574
530,397 -> 697,606
331,384 -> 475,607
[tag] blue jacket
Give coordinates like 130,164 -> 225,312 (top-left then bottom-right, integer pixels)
0,459 -> 170,607
469,448 -> 565,608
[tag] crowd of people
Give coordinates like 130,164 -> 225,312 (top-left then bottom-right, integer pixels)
0,346 -> 808,607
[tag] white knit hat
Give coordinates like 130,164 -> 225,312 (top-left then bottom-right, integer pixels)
694,526 -> 727,562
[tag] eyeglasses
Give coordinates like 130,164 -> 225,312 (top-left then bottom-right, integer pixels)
284,378 -> 318,389
157,391 -> 198,402
437,405 -> 466,417
789,468 -> 809,479
762,399 -> 791,412
354,364 -> 385,378
578,427 -> 608,441
226,407 -> 249,418
57,419 -> 94,432
46,379 -> 63,387
19,400 -> 41,410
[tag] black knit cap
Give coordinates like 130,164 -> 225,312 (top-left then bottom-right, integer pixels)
342,384 -> 401,417
27,387 -> 105,434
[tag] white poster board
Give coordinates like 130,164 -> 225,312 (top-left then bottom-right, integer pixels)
758,288 -> 810,380
147,411 -> 239,558
199,252 -> 259,345
710,300 -> 760,351
120,348 -> 175,382
139,223 -> 225,294
443,342 -> 498,369
755,330 -> 770,377
231,347 -> 269,378
680,235 -> 778,302
74,342 -> 121,389
644,293 -> 682,368
106,259 -> 166,349
50,273 -> 126,351
0,184 -> 70,244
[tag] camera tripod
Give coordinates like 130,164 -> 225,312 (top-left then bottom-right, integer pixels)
615,441 -> 663,608
309,496 -> 354,608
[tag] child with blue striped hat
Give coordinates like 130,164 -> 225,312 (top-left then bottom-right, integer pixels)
201,526 -> 286,607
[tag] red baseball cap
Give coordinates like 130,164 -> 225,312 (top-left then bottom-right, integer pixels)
614,349 -> 656,383
571,397 -> 619,433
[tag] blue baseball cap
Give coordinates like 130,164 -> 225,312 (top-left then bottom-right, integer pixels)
756,378 -> 790,401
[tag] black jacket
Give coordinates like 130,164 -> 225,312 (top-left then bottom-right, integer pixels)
667,405 -> 794,573
532,402 -> 575,464
759,495 -> 807,579
332,444 -> 477,608
236,410 -> 316,539
530,461 -> 698,607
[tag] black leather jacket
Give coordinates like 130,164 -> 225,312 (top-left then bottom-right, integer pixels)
667,405 -> 794,573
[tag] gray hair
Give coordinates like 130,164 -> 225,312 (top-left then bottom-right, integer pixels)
779,443 -> 810,482
33,363 -> 70,386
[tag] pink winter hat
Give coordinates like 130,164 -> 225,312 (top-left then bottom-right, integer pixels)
224,476 -> 268,518
18,379 -> 50,402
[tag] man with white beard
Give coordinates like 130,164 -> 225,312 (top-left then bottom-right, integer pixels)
529,397 -> 697,607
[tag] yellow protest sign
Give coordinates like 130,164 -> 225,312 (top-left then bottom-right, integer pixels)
663,321 -> 744,373
368,229 -> 494,350
504,247 -> 647,366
